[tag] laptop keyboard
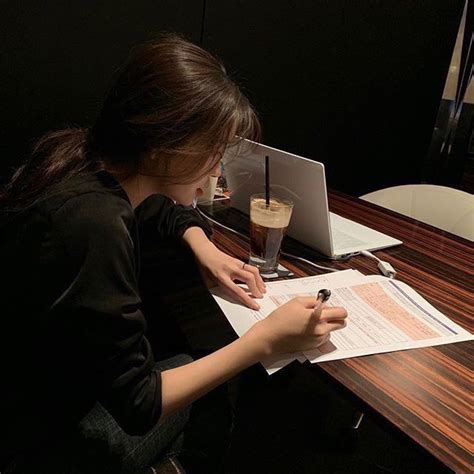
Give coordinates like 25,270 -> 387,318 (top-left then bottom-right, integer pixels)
332,227 -> 367,249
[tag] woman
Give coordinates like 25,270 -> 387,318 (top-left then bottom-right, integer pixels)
0,34 -> 347,473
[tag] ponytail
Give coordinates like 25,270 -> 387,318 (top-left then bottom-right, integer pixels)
0,128 -> 98,212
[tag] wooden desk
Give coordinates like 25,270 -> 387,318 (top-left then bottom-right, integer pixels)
203,190 -> 473,473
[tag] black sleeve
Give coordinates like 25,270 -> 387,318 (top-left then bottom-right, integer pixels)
51,193 -> 163,435
134,194 -> 213,240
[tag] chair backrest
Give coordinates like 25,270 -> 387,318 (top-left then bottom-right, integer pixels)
360,185 -> 474,241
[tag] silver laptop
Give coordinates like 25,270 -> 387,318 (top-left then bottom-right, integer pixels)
223,140 -> 402,258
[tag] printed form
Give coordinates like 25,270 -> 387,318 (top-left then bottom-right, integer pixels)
212,270 -> 473,374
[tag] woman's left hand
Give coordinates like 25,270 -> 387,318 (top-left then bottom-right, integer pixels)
183,227 -> 266,310
198,246 -> 267,310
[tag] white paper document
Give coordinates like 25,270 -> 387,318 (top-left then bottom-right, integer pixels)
212,270 -> 473,374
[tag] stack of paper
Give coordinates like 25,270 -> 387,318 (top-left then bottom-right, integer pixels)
212,270 -> 473,374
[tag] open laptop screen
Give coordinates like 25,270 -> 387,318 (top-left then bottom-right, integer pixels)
223,139 -> 335,256
223,139 -> 402,257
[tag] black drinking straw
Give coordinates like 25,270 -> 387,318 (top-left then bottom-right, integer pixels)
265,155 -> 270,207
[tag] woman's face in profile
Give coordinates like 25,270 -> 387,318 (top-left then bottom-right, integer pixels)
163,158 -> 221,206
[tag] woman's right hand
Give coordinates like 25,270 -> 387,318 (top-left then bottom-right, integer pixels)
250,296 -> 348,356
160,296 -> 347,419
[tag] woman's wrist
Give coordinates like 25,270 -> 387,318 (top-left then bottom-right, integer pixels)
241,321 -> 273,360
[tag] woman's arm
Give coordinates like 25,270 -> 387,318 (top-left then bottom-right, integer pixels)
135,195 -> 265,309
160,296 -> 347,418
53,194 -> 165,435
160,322 -> 265,417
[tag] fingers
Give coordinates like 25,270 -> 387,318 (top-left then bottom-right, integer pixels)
242,263 -> 266,294
234,262 -> 267,297
320,306 -> 348,323
292,297 -> 324,325
295,296 -> 321,309
302,300 -> 347,337
221,277 -> 261,310
318,319 -> 347,334
234,269 -> 263,298
291,297 -> 347,322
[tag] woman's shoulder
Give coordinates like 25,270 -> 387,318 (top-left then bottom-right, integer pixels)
40,171 -> 129,213
0,173 -> 135,275
3,171 -> 134,244
45,172 -> 134,238
35,172 -> 137,264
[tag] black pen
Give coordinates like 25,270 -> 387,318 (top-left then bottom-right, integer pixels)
317,288 -> 331,304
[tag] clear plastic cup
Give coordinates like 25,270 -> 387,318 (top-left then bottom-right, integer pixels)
249,194 -> 294,273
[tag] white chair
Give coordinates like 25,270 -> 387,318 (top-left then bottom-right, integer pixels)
360,185 -> 474,241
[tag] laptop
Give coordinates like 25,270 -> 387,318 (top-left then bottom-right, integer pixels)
223,140 -> 402,258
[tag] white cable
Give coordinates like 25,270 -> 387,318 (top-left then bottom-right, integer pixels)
360,250 -> 397,279
197,208 -> 398,278
360,250 -> 380,261
281,251 -> 339,272
196,207 -> 340,273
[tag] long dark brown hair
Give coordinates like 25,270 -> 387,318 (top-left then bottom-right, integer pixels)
1,33 -> 260,211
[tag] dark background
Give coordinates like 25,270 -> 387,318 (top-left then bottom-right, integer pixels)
0,3 -> 469,472
0,0 -> 470,196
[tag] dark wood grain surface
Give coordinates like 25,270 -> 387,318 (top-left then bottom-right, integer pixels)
201,191 -> 474,473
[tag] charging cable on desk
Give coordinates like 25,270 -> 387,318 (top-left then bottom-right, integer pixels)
359,250 -> 397,279
196,207 -> 340,273
280,251 -> 339,273
196,207 -> 399,278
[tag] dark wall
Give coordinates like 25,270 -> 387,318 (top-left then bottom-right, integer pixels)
0,0 -> 203,178
1,0 -> 464,196
203,0 -> 464,195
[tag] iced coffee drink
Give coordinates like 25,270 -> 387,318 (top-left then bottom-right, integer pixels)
249,194 -> 294,273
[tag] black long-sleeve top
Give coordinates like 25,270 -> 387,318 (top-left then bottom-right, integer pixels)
0,170 -> 210,460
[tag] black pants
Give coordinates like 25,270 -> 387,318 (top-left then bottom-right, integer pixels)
5,355 -> 192,474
